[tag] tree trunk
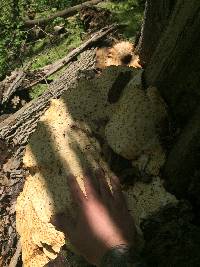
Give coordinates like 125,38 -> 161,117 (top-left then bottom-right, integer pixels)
144,0 -> 200,126
136,0 -> 176,66
137,2 -> 200,264
163,106 -> 200,198
143,0 -> 200,202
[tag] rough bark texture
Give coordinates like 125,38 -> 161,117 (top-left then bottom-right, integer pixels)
136,0 -> 176,66
23,0 -> 104,26
143,0 -> 200,216
164,107 -> 200,198
135,1 -> 200,264
1,68 -> 27,104
144,0 -> 200,126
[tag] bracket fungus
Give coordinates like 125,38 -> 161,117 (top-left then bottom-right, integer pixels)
16,67 -> 176,266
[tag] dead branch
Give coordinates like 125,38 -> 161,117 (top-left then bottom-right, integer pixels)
23,0 -> 104,27
0,25 -> 117,104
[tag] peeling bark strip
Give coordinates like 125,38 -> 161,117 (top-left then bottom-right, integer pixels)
0,25 -> 117,105
0,49 -> 96,146
8,240 -> 22,267
23,0 -> 104,27
0,71 -> 25,104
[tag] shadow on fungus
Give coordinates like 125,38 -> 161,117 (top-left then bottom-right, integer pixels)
28,120 -> 135,266
25,68 -> 137,266
28,121 -> 94,266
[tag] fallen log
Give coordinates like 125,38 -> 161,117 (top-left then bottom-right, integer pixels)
23,24 -> 118,89
23,0 -> 104,27
0,25 -> 117,105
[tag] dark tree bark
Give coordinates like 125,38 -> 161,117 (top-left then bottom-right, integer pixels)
143,0 -> 200,202
144,0 -> 200,125
163,107 -> 200,198
137,1 -> 200,264
136,0 -> 176,66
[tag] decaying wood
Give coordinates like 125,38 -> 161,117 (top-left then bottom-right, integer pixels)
23,0 -> 104,27
0,49 -> 96,148
0,25 -> 117,105
0,64 -> 31,105
0,70 -> 24,104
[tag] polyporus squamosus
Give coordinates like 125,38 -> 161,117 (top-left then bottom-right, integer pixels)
105,70 -> 168,176
16,66 -> 176,266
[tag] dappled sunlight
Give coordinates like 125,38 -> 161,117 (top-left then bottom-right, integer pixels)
16,66 -> 177,266
16,92 -> 116,266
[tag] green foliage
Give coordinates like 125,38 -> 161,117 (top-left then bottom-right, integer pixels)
29,84 -> 47,99
28,16 -> 84,70
28,15 -> 84,98
99,0 -> 145,40
0,0 -> 26,79
20,0 -> 86,13
0,0 -> 85,80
